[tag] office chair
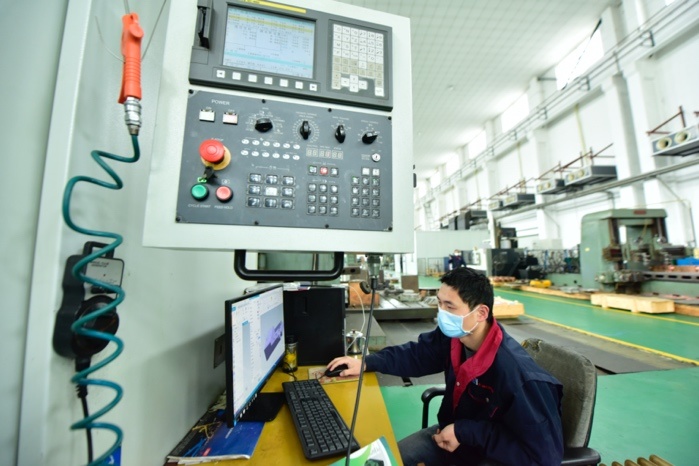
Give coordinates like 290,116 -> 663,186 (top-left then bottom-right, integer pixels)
420,338 -> 601,466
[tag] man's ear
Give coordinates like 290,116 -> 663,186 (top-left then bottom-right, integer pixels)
477,305 -> 490,320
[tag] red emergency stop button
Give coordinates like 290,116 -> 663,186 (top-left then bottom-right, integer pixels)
216,186 -> 233,202
199,139 -> 225,164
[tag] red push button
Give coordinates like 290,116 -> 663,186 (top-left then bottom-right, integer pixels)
199,139 -> 225,164
216,186 -> 233,202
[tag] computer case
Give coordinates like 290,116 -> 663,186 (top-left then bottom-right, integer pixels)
283,286 -> 346,365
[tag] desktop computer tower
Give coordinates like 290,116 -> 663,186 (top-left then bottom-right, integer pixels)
283,286 -> 346,365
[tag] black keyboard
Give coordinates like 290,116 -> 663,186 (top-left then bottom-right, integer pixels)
282,379 -> 360,460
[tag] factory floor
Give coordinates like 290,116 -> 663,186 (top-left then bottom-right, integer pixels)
371,288 -> 699,466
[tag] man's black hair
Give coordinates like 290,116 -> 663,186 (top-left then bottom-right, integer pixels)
440,267 -> 494,323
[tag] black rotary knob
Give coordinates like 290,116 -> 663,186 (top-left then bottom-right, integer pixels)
362,131 -> 378,144
300,120 -> 312,140
335,125 -> 346,143
255,118 -> 273,132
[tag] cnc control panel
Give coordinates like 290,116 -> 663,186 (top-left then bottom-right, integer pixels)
176,90 -> 393,231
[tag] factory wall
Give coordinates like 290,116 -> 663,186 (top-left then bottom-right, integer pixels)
427,1 -> 699,251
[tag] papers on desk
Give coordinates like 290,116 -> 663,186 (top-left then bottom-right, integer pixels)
329,436 -> 399,466
165,392 -> 264,464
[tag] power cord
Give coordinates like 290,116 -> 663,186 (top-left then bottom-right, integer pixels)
58,11 -> 143,466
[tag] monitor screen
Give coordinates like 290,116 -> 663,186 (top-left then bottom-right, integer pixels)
225,284 -> 285,426
223,6 -> 315,79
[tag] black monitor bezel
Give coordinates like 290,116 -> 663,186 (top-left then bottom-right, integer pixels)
224,284 -> 285,426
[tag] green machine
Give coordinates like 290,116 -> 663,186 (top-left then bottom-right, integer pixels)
580,209 -> 688,291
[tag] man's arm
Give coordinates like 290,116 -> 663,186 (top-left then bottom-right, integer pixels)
365,328 -> 447,377
453,380 -> 563,465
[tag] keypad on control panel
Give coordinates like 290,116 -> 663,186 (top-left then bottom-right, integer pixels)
350,167 -> 381,218
331,23 -> 385,97
247,173 -> 295,210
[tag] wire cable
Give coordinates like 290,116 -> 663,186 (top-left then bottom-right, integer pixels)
61,135 -> 140,465
344,282 -> 378,466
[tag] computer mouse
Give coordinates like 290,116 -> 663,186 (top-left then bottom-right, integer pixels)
324,363 -> 349,378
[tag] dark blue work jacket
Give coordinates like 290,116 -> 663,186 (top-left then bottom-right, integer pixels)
365,324 -> 563,465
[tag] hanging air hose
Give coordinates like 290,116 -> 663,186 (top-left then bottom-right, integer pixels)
54,12 -> 144,466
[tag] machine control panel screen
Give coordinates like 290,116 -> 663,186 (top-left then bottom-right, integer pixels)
223,6 -> 315,79
190,0 -> 393,110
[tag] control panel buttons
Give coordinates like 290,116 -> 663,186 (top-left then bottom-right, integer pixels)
199,107 -> 215,122
222,111 -> 238,125
191,184 -> 209,201
199,139 -> 225,164
371,152 -> 381,162
216,186 -> 233,202
247,197 -> 261,207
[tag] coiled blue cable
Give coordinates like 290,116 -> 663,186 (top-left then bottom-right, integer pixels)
61,134 -> 140,465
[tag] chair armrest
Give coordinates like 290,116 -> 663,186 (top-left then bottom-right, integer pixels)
421,386 -> 446,429
562,446 -> 601,466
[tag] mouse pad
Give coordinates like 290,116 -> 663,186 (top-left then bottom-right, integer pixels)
308,366 -> 360,384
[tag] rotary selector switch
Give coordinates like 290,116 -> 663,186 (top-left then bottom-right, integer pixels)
299,120 -> 312,140
362,130 -> 379,144
255,117 -> 273,133
335,124 -> 346,143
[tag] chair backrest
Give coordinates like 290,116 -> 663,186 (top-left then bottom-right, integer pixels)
521,338 -> 597,448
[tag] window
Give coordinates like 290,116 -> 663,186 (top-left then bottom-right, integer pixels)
555,29 -> 604,90
501,94 -> 529,132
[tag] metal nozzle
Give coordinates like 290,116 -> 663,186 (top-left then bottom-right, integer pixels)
123,96 -> 142,135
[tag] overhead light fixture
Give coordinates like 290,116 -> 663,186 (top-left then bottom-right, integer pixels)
536,178 -> 567,195
651,124 -> 699,156
502,193 -> 535,208
563,166 -> 617,187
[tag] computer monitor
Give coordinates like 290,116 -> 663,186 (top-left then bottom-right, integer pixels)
225,284 -> 286,426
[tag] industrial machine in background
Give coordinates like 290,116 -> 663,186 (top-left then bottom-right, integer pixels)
580,209 -> 692,291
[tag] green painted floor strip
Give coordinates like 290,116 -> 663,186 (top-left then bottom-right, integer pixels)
381,368 -> 699,465
590,367 -> 699,465
495,288 -> 699,363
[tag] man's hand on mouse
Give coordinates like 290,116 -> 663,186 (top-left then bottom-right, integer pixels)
326,356 -> 364,377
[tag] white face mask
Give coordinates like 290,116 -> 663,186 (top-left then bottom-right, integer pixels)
437,306 -> 479,338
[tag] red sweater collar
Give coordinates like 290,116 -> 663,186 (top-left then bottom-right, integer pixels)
450,319 -> 503,410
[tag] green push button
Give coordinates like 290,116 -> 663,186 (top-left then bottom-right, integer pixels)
191,184 -> 209,200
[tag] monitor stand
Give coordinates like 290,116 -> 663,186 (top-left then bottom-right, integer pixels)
239,392 -> 285,423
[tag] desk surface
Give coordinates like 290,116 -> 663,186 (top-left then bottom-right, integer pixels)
227,368 -> 402,465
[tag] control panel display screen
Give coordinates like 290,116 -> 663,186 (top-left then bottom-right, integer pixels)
223,6 -> 315,79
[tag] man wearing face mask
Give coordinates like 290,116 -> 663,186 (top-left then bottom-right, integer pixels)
327,267 -> 563,465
